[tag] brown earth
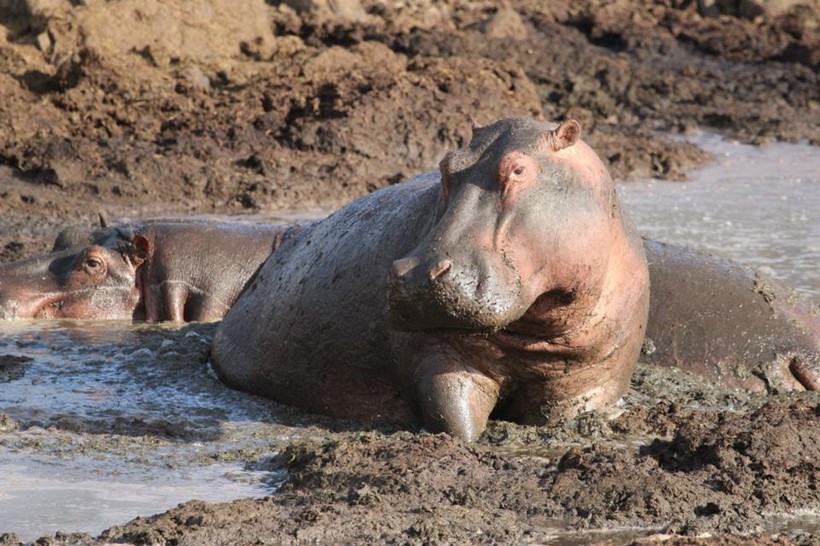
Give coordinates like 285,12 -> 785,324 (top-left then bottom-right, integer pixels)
0,0 -> 819,544
1,0 -> 818,261
98,395 -> 820,545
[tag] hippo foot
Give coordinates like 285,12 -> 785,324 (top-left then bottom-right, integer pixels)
756,351 -> 820,393
414,360 -> 500,443
789,352 -> 820,391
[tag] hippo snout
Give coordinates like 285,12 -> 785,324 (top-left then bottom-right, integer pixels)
387,253 -> 523,332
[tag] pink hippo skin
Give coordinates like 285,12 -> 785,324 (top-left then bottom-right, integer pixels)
0,220 -> 290,322
212,117 -> 651,442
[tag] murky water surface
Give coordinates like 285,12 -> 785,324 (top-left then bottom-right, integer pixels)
621,133 -> 819,302
0,134 -> 817,541
0,321 -> 289,541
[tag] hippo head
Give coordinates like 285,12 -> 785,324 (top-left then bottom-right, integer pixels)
0,225 -> 151,320
388,117 -> 623,337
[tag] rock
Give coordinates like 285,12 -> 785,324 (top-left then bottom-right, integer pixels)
35,30 -> 52,53
0,354 -> 31,382
276,0 -> 369,21
738,0 -> 817,19
482,6 -> 528,40
179,64 -> 211,91
698,0 -> 819,19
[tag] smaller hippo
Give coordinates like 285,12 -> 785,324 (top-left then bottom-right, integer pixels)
0,220 -> 290,322
644,239 -> 820,392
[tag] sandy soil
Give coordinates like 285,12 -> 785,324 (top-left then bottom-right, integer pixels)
0,0 -> 818,544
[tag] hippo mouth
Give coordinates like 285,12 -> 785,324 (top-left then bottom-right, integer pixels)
33,300 -> 66,319
489,329 -> 568,353
407,325 -> 567,354
1,291 -> 66,320
1,289 -> 106,320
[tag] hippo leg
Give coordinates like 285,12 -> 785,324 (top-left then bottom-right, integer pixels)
160,281 -> 189,322
753,351 -> 819,392
187,297 -> 231,323
414,358 -> 500,443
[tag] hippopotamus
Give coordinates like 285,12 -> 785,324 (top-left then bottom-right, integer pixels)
643,239 -> 820,392
0,220 -> 289,322
212,117 -> 652,442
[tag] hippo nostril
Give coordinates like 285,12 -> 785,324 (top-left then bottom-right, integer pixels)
389,256 -> 420,282
428,260 -> 452,281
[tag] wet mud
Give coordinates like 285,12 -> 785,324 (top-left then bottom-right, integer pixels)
1,0 -> 818,258
1,321 -> 819,546
1,0 -> 819,544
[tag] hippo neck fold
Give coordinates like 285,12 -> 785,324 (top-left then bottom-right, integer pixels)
491,215 -> 646,367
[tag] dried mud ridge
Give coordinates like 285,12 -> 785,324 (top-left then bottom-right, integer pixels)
0,0 -> 818,261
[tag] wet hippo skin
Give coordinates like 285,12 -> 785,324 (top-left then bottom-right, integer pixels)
643,239 -> 820,392
213,117 -> 651,442
0,220 -> 290,322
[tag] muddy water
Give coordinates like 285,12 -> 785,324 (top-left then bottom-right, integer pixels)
0,321 -> 290,541
621,133 -> 819,302
0,136 -> 818,541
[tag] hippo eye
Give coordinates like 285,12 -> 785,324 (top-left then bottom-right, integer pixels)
85,257 -> 103,271
511,165 -> 526,177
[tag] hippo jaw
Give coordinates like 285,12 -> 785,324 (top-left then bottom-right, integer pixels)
0,289 -> 67,320
0,286 -> 140,320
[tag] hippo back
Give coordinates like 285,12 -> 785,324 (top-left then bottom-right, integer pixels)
212,174 -> 442,421
644,239 -> 820,391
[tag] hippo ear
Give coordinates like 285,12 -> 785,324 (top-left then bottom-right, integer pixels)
469,115 -> 479,136
130,235 -> 153,267
544,119 -> 581,152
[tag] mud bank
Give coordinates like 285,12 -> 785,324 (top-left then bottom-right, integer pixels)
1,0 -> 818,261
3,351 -> 819,545
0,320 -> 818,545
98,391 -> 820,545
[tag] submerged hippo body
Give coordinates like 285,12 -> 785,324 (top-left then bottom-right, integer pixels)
213,118 -> 651,441
644,240 -> 820,392
0,221 -> 288,322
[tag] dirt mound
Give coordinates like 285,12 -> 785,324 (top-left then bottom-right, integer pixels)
88,396 -> 818,545
1,0 -> 818,259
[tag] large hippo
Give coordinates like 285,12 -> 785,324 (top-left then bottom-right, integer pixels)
212,117 -> 652,442
0,220 -> 290,322
643,239 -> 820,392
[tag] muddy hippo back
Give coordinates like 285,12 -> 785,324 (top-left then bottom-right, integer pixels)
644,240 -> 820,391
212,175 -> 441,422
213,117 -> 650,441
